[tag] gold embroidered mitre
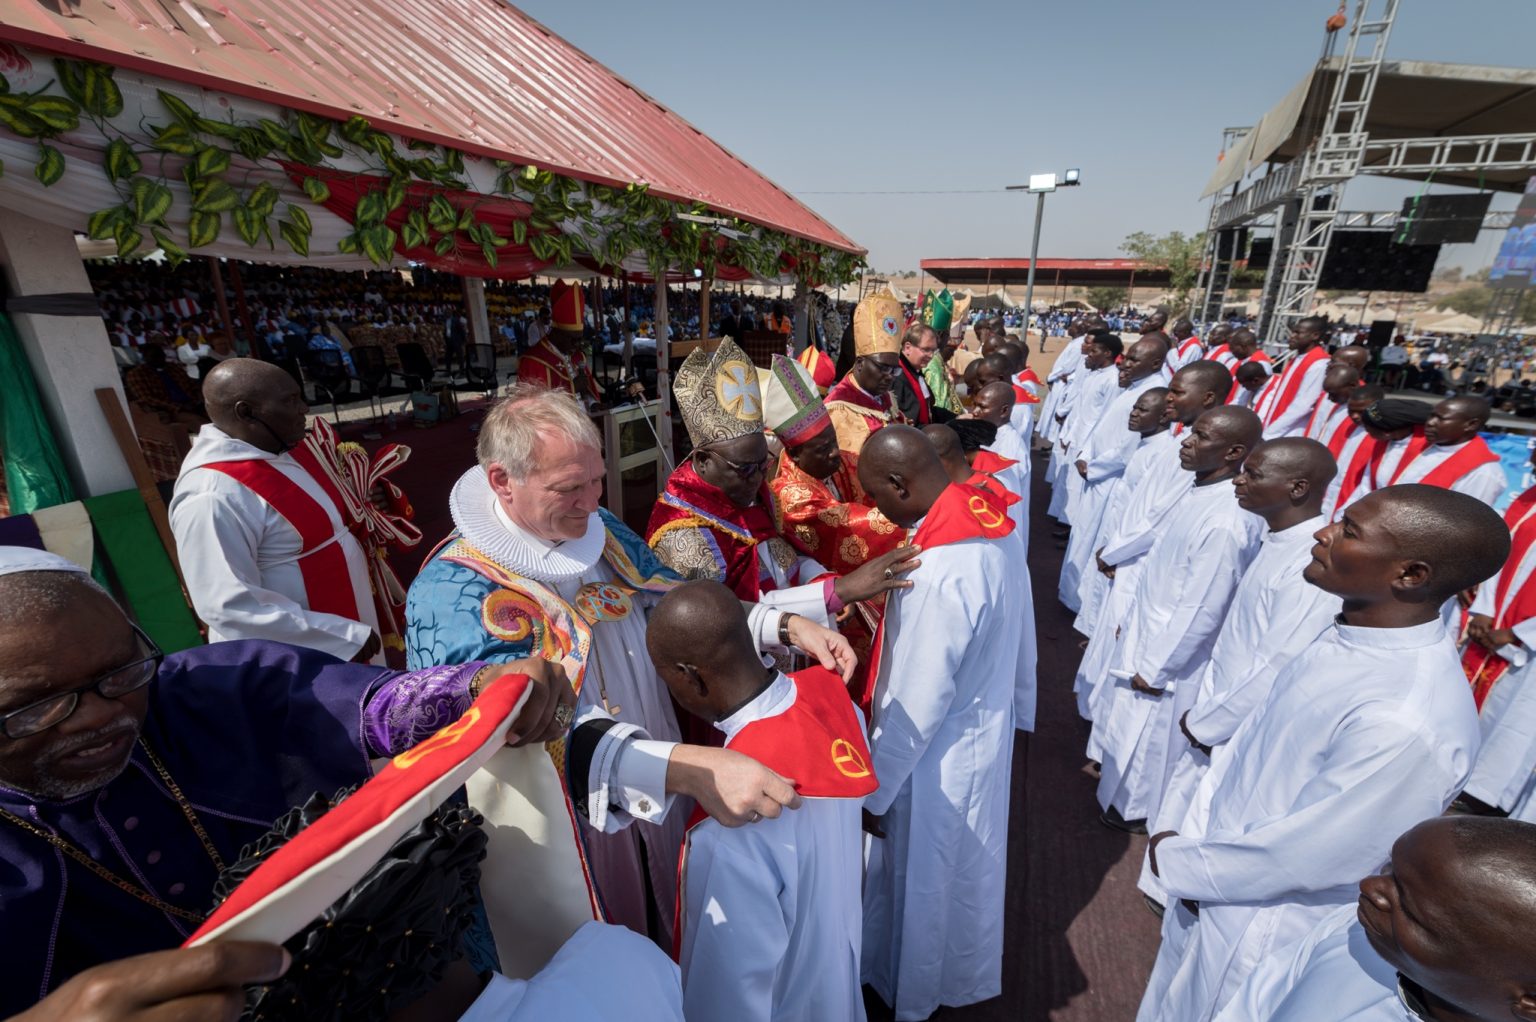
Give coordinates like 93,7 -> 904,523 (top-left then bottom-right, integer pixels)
853,288 -> 904,357
674,337 -> 763,447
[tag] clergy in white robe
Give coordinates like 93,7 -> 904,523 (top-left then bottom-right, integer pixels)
1094,407 -> 1265,825
1051,336 -> 1123,523
460,922 -> 685,1022
1138,486 -> 1511,1022
1303,362 -> 1359,443
646,584 -> 872,1022
1138,438 -> 1340,902
1462,477 -> 1536,820
857,427 -> 1031,1021
1164,319 -> 1204,377
1073,391 -> 1170,637
1254,317 -> 1330,440
171,366 -> 381,662
1060,344 -> 1166,612
1335,400 -> 1434,516
1039,328 -> 1087,444
1395,396 -> 1506,506
1078,362 -> 1236,728
1218,815 -> 1536,1022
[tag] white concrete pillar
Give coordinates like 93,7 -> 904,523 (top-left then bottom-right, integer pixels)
461,275 -> 491,348
0,209 -> 133,496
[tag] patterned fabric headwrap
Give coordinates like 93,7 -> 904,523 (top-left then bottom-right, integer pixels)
759,354 -> 833,448
853,288 -> 904,358
921,289 -> 955,333
674,337 -> 764,447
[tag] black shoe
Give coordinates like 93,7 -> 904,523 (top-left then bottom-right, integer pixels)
1099,807 -> 1148,834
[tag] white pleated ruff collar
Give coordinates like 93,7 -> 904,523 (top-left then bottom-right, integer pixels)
448,467 -> 606,583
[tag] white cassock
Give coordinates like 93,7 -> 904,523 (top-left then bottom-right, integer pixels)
1039,334 -> 1086,443
678,673 -> 866,1022
1337,433 -> 1422,515
170,425 -> 379,660
1009,392 -> 1036,443
1050,364 -> 1112,522
1164,337 -> 1205,378
1303,396 -> 1350,443
863,529 -> 1030,1021
1256,352 -> 1328,439
1075,429 -> 1190,727
1214,908 -> 1406,1022
1055,365 -> 1123,525
1094,478 -> 1263,822
1073,430 -> 1163,638
985,424 -> 1032,536
1394,440 -> 1508,507
1047,363 -> 1093,519
1138,617 -> 1481,1022
1060,375 -> 1163,612
460,922 -> 684,1021
1137,515 -> 1339,902
1463,538 -> 1536,820
1323,426 -> 1374,521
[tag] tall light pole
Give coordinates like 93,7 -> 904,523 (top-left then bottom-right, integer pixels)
1007,169 -> 1080,351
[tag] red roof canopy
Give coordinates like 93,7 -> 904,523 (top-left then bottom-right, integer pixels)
921,258 -> 1171,288
0,0 -> 860,254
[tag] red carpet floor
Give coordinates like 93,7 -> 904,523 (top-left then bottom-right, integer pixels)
349,409 -> 1163,1019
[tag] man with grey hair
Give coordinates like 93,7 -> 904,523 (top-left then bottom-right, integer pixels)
406,383 -> 858,945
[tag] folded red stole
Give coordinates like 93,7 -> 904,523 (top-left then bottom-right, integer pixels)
1417,437 -> 1499,489
1463,486 -> 1536,705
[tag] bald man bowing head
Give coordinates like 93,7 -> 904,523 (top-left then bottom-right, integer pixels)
856,426 -> 1032,1021
1140,485 -> 1511,1022
170,357 -> 384,662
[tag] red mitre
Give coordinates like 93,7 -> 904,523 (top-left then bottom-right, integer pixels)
550,280 -> 585,333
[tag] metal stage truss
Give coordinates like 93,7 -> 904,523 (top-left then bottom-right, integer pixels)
1194,0 -> 1536,347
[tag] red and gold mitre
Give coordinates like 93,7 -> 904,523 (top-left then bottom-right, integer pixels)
549,279 -> 584,334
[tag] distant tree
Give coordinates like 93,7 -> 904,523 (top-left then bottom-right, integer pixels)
1085,285 -> 1128,311
1120,230 -> 1205,314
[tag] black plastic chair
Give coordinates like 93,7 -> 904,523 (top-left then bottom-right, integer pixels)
350,344 -> 393,419
301,348 -> 352,423
461,342 -> 499,397
396,342 -> 440,393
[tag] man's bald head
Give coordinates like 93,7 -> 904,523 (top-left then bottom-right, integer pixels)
1252,437 -> 1336,490
1356,484 -> 1511,602
923,424 -> 970,483
1236,437 -> 1335,521
1200,405 -> 1263,451
645,581 -> 763,719
1331,345 -> 1371,372
202,357 -> 309,452
1227,328 -> 1258,358
857,424 -> 954,527
972,381 -> 1016,428
1173,360 -> 1234,404
1125,335 -> 1170,379
1362,816 -> 1536,1019
1426,395 -> 1492,447
975,353 -> 1013,387
1136,333 -> 1172,360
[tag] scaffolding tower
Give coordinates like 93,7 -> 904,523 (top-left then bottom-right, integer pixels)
1196,0 -> 1536,347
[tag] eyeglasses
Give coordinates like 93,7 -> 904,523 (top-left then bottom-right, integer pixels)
0,624 -> 162,740
862,358 -> 902,376
697,449 -> 769,480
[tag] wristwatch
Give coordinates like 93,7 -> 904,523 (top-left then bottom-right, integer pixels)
777,612 -> 799,648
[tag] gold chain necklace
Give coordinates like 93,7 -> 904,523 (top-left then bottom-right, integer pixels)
0,740 -> 224,924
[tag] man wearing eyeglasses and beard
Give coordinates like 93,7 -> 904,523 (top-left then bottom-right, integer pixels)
647,339 -> 917,628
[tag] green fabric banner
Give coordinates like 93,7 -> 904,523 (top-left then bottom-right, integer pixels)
82,489 -> 203,653
0,313 -> 76,513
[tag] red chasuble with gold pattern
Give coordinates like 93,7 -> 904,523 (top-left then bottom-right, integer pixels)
517,339 -> 601,400
768,449 -> 904,573
824,377 -> 906,456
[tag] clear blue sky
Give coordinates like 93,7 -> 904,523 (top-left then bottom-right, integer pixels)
515,0 -> 1533,274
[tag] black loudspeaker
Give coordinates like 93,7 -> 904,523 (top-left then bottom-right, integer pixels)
1246,237 -> 1273,270
1317,231 -> 1439,293
1215,228 -> 1249,261
1367,320 -> 1396,348
1395,193 -> 1492,245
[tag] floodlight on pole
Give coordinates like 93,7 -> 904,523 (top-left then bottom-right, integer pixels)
1006,169 -> 1082,351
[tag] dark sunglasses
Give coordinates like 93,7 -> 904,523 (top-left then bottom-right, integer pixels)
0,624 -> 162,740
697,449 -> 769,480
